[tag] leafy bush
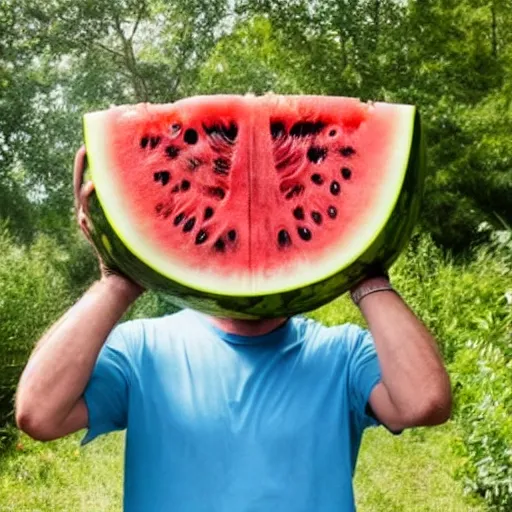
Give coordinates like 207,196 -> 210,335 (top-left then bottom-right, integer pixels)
450,233 -> 512,511
394,234 -> 512,510
314,232 -> 511,510
392,234 -> 511,362
452,336 -> 512,511
0,227 -> 178,452
0,228 -> 73,447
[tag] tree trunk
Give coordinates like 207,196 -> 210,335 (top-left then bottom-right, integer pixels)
373,0 -> 381,51
113,15 -> 149,102
491,1 -> 498,58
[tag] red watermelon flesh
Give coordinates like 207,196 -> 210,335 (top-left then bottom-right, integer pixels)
84,95 -> 419,298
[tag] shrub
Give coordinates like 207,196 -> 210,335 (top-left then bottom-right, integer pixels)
314,232 -> 511,510
0,226 -> 178,452
394,235 -> 512,510
451,336 -> 512,511
0,228 -> 73,447
450,232 -> 512,511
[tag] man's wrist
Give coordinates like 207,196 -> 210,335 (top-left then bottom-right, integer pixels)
350,274 -> 394,307
98,274 -> 144,303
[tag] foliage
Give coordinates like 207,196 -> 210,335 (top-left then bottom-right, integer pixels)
450,232 -> 512,511
313,233 -> 512,510
0,225 -> 177,452
197,17 -> 305,95
0,227 -> 72,444
401,235 -> 512,510
452,338 -> 512,511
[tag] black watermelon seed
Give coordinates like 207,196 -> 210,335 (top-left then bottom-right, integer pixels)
278,229 -> 292,247
188,158 -> 202,171
271,121 -> 286,140
207,186 -> 226,200
183,217 -> 196,232
213,158 -> 230,175
171,123 -> 181,133
307,146 -> 328,164
173,212 -> 185,226
330,180 -> 341,195
285,184 -> 304,200
327,205 -> 338,219
195,230 -> 208,245
214,238 -> 226,252
153,171 -> 170,186
290,121 -> 325,138
293,206 -> 305,220
203,122 -> 238,144
224,122 -> 238,143
341,167 -> 352,180
171,184 -> 180,193
181,180 -> 191,191
276,153 -> 302,171
311,174 -> 324,185
227,230 -> 237,242
184,128 -> 198,145
340,146 -> 356,157
165,145 -> 180,159
329,130 -> 337,137
161,172 -> 170,185
311,211 -> 323,225
204,206 -> 214,220
150,136 -> 161,149
297,227 -> 312,241
140,136 -> 149,149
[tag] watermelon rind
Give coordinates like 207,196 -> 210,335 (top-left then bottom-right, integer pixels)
83,101 -> 425,319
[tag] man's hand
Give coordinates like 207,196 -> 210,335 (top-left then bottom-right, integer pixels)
351,274 -> 452,432
73,146 -> 143,292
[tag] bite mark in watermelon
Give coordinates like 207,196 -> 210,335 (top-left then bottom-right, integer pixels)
83,94 -> 425,318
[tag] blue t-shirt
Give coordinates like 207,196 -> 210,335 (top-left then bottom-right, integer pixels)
83,309 -> 382,512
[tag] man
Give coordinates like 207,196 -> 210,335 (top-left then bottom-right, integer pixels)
15,148 -> 452,511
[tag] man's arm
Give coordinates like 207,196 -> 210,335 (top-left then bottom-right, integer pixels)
354,277 -> 452,432
16,145 -> 143,442
15,275 -> 141,441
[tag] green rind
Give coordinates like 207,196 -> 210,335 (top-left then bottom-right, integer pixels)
85,111 -> 425,319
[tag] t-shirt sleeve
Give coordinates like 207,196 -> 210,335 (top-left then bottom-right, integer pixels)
346,326 -> 382,429
81,321 -> 138,445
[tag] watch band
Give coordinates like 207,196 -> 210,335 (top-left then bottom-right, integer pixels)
350,276 -> 395,306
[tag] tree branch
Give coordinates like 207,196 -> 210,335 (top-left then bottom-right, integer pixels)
490,1 -> 498,58
112,12 -> 149,102
167,26 -> 194,100
94,42 -> 124,59
129,3 -> 146,42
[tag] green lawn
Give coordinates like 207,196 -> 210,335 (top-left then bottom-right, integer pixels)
0,423 -> 485,511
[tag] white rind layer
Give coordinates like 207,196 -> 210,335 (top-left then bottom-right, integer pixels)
83,102 -> 415,296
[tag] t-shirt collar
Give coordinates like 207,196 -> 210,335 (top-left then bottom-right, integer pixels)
190,310 -> 293,346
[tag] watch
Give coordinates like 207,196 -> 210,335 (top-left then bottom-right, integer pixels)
350,275 -> 395,306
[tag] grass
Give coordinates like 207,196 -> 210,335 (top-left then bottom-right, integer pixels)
355,426 -> 485,512
0,423 -> 485,511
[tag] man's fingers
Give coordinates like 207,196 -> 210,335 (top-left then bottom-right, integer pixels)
73,146 -> 87,213
77,207 -> 92,241
79,181 -> 95,216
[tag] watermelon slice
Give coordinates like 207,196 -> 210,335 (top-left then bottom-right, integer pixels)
82,95 -> 425,318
